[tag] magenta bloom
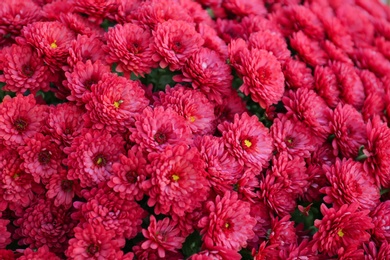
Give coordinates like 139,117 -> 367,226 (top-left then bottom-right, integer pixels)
64,128 -> 125,188
248,30 -> 290,62
18,246 -> 60,260
282,58 -> 314,89
313,203 -> 374,257
0,218 -> 11,248
66,223 -> 125,260
73,0 -> 117,20
141,215 -> 185,258
105,23 -> 157,77
0,94 -> 47,146
218,112 -> 273,170
46,167 -> 78,209
370,201 -> 390,243
146,145 -> 210,216
198,191 -> 256,251
152,20 -> 204,71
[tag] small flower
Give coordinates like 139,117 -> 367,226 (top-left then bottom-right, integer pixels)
0,218 -> 11,248
46,167 -> 78,209
17,246 -> 60,260
370,201 -> 390,243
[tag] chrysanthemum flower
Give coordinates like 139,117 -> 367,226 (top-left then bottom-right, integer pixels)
216,19 -> 245,43
105,23 -> 157,77
18,21 -> 75,71
0,44 -> 51,94
173,48 -> 232,104
64,60 -> 110,105
194,135 -> 243,195
133,243 -> 183,260
197,24 -> 228,59
282,58 -> 314,89
18,133 -> 62,184
268,216 -> 298,251
146,144 -> 210,216
222,0 -> 266,16
152,20 -> 204,71
0,249 -> 14,260
64,128 -> 125,188
0,218 -> 11,248
107,148 -> 148,201
354,48 -> 390,78
0,94 -> 47,146
271,115 -> 316,159
73,185 -> 146,240
17,246 -> 60,260
370,201 -> 390,243
0,0 -> 42,47
59,12 -> 103,38
141,215 -> 185,258
248,31 -> 290,62
312,203 -> 374,257
198,191 -> 256,251
46,103 -> 85,148
214,91 -> 248,124
364,241 -> 390,260
130,106 -> 192,153
66,223 -> 125,260
289,31 -> 327,67
73,0 -> 117,21
241,14 -> 280,40
67,34 -> 106,70
329,104 -> 367,158
15,198 -> 75,253
321,158 -> 380,211
218,112 -> 273,170
46,167 -> 79,209
85,73 -> 149,132
155,85 -> 216,135
188,237 -> 242,260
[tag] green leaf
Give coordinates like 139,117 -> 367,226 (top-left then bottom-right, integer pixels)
239,248 -> 254,260
181,230 -> 202,258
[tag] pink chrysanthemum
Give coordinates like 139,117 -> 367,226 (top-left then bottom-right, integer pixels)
105,23 -> 157,77
73,0 -> 117,21
15,198 -> 75,253
248,31 -> 290,62
270,115 -> 316,159
173,48 -> 233,104
18,21 -> 75,71
0,94 -> 47,146
130,106 -> 192,153
73,185 -> 146,239
64,60 -> 110,105
216,19 -> 245,43
146,145 -> 210,216
289,31 -> 327,67
321,158 -> 380,211
197,24 -> 228,59
152,20 -> 204,71
17,246 -> 60,260
133,243 -> 183,260
194,135 -> 243,195
67,34 -> 106,70
155,85 -> 216,135
46,103 -> 85,147
85,73 -> 149,132
198,191 -> 256,251
46,167 -> 78,209
0,218 -> 11,248
370,201 -> 390,243
141,215 -> 185,258
59,12 -> 104,38
188,237 -> 242,260
0,44 -> 51,94
107,148 -> 148,201
0,0 -> 42,47
329,104 -> 367,158
364,117 -> 390,188
66,223 -> 125,260
268,216 -> 298,251
312,203 -> 374,257
282,58 -> 314,89
222,0 -> 266,16
218,112 -> 273,170
0,249 -> 14,260
64,128 -> 125,188
354,48 -> 390,78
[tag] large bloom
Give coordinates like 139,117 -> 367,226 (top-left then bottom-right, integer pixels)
218,112 -> 273,170
17,246 -> 60,260
198,191 -> 256,251
146,145 -> 210,216
0,218 -> 11,248
370,201 -> 390,243
0,94 -> 47,146
64,128 -> 125,188
312,203 -> 374,257
321,158 -> 380,211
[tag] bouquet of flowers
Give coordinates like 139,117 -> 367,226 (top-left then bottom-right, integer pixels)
1,0 -> 390,259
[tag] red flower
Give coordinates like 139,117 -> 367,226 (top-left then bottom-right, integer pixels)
85,73 -> 149,132
0,218 -> 11,248
218,112 -> 273,170
198,24 -> 228,59
370,201 -> 390,243
282,58 -> 314,90
198,191 -> 256,251
64,128 -> 125,188
146,145 -> 210,216
222,0 -> 266,16
15,198 -> 75,253
59,12 -> 103,38
66,223 -> 125,260
141,215 -> 185,258
0,44 -> 51,94
321,158 -> 380,210
289,31 -> 327,67
73,0 -> 117,20
46,167 -> 78,209
173,48 -> 233,104
130,106 -> 192,153
0,249 -> 14,260
152,20 -> 204,71
354,48 -> 390,78
155,85 -> 216,135
105,23 -> 157,77
0,94 -> 47,146
18,21 -> 75,71
248,31 -> 290,62
17,246 -> 60,260
313,203 -> 374,256
268,216 -> 298,251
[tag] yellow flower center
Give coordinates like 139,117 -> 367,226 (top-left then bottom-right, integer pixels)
189,116 -> 196,123
50,40 -> 58,49
12,173 -> 20,179
225,223 -> 230,228
96,157 -> 103,165
171,174 -> 180,182
337,229 -> 344,237
114,100 -> 123,108
244,139 -> 252,148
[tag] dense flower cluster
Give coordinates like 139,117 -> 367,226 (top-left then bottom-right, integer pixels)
1,0 -> 390,259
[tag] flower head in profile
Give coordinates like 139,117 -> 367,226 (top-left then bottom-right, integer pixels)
370,201 -> 390,243
17,246 -> 60,260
